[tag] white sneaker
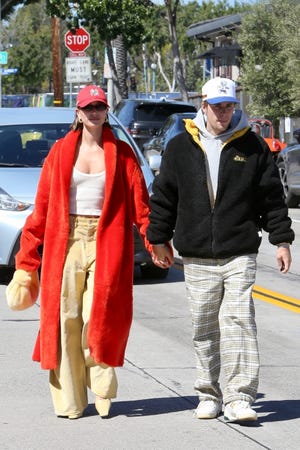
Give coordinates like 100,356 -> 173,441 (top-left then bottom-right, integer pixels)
195,400 -> 222,419
224,400 -> 257,422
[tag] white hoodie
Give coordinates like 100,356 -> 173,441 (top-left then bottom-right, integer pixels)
193,108 -> 249,202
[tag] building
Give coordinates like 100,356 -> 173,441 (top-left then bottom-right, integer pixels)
187,14 -> 242,82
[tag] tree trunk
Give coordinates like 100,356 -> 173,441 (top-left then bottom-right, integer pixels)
164,0 -> 189,102
113,35 -> 128,99
106,35 -> 128,105
106,40 -> 121,105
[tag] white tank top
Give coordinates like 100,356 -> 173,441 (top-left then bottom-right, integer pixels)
69,167 -> 106,216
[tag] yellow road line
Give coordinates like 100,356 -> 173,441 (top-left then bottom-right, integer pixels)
174,258 -> 300,314
253,285 -> 300,314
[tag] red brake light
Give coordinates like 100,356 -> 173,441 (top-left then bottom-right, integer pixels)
127,127 -> 138,136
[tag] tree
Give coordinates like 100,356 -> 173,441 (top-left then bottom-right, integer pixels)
141,1 -> 247,97
1,1 -> 52,93
44,0 -> 154,102
239,0 -> 300,121
1,0 -> 39,18
163,0 -> 189,101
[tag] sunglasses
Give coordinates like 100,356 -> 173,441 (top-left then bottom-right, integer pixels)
81,104 -> 107,111
209,103 -> 235,112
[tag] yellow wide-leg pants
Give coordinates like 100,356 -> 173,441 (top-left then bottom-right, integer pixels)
49,215 -> 118,418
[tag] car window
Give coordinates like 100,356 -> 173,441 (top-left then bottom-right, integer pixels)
0,121 -> 145,168
113,102 -> 134,125
136,104 -> 195,122
0,124 -> 70,166
110,124 -> 143,165
158,116 -> 175,135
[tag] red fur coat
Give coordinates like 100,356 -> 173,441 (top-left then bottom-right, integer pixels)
16,126 -> 152,369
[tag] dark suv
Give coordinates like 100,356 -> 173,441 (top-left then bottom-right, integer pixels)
113,98 -> 197,150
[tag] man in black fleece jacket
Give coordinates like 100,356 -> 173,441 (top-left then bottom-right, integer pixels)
147,77 -> 294,423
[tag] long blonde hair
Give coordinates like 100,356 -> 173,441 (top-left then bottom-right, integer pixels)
71,114 -> 83,131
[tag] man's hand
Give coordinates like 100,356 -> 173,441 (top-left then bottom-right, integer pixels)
151,244 -> 174,269
276,245 -> 292,273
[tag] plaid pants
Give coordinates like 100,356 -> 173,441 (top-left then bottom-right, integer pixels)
183,254 -> 259,405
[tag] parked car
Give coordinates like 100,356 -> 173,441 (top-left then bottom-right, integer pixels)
249,118 -> 286,158
0,107 -> 168,279
143,111 -> 196,160
276,143 -> 300,208
293,128 -> 300,144
113,98 -> 197,150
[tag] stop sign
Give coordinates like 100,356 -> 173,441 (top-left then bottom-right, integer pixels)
64,27 -> 90,53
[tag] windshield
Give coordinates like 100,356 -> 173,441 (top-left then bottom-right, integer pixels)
0,122 -> 144,167
0,124 -> 71,166
136,104 -> 196,122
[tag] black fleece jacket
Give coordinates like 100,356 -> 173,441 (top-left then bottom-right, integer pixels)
147,124 -> 294,258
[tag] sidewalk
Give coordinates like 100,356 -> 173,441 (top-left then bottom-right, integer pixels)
1,267 -> 300,450
0,301 -> 261,450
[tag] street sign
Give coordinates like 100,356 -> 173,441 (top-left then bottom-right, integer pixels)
0,51 -> 8,65
64,27 -> 90,53
66,57 -> 92,83
1,68 -> 18,75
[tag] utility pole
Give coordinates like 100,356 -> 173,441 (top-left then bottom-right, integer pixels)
52,16 -> 64,106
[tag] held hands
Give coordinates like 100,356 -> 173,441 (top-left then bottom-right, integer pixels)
6,269 -> 39,311
276,246 -> 292,273
151,244 -> 174,269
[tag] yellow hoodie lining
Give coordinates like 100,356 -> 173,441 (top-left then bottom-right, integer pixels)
183,118 -> 251,151
183,119 -> 251,208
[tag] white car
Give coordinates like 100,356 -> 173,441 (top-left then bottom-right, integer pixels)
0,107 -> 168,279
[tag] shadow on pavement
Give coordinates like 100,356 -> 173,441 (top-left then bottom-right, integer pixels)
255,398 -> 300,423
84,395 -> 198,418
134,266 -> 184,285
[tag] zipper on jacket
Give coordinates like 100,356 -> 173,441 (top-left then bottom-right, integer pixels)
210,208 -> 217,257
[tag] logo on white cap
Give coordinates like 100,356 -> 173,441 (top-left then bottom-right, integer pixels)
202,77 -> 239,104
217,79 -> 232,95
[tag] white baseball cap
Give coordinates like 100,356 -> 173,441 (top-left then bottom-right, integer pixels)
202,77 -> 239,104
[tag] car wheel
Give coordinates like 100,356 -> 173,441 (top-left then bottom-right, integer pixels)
140,263 -> 169,279
277,160 -> 300,208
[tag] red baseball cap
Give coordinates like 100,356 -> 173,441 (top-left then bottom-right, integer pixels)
76,85 -> 109,108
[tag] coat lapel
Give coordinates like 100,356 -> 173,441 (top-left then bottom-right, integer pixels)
99,126 -> 118,226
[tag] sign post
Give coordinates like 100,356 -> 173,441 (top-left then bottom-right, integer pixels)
64,27 -> 91,101
0,51 -> 8,108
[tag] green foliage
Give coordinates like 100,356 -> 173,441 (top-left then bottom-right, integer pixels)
2,1 -> 53,93
3,0 -> 299,123
1,0 -> 39,19
45,0 -> 70,19
177,1 -> 246,92
129,0 -> 247,93
44,0 -> 154,47
239,0 -> 300,119
77,0 -> 154,49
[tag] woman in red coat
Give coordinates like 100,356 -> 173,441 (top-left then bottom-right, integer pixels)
12,85 -> 154,419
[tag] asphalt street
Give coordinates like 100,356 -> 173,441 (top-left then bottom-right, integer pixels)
1,210 -> 300,450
